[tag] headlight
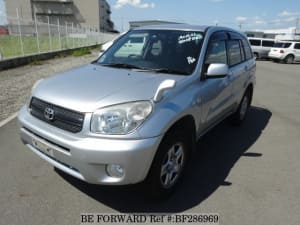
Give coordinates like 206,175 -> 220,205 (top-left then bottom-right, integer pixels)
91,101 -> 152,135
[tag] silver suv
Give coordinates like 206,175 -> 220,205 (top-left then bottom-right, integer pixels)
18,25 -> 256,198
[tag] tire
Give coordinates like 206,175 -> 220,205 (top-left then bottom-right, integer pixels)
253,53 -> 259,60
146,130 -> 190,199
285,55 -> 294,64
230,89 -> 252,126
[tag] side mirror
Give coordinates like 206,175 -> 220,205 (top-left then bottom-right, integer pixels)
153,80 -> 176,102
206,63 -> 229,79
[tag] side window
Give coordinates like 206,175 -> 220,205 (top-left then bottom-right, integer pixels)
227,40 -> 243,66
249,39 -> 261,46
262,40 -> 274,47
239,40 -> 246,61
294,43 -> 300,49
242,39 -> 253,60
205,40 -> 227,64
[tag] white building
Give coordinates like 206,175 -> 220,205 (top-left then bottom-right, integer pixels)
246,27 -> 300,41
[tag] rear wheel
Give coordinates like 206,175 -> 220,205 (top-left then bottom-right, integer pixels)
146,131 -> 189,199
230,89 -> 252,125
285,55 -> 294,64
253,53 -> 259,60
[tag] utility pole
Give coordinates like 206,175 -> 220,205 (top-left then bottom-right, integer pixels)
239,22 -> 242,31
296,17 -> 299,34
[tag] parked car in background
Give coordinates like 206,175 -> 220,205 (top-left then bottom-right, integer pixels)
268,41 -> 300,63
18,25 -> 256,198
248,37 -> 275,59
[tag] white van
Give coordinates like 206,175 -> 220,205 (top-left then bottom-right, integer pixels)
248,37 -> 275,59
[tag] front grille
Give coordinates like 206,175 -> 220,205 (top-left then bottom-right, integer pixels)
30,97 -> 85,133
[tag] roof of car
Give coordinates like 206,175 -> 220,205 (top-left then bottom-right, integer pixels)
134,24 -> 210,32
133,24 -> 244,36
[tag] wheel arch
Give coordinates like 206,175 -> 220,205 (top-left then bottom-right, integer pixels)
145,114 -> 197,189
148,114 -> 197,173
164,115 -> 197,151
285,54 -> 295,62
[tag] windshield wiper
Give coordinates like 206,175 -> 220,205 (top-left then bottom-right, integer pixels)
100,63 -> 145,70
151,68 -> 189,75
97,63 -> 189,75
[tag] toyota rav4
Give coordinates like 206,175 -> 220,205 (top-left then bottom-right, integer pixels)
18,24 -> 256,198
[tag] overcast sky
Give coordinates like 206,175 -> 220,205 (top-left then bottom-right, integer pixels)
1,0 -> 300,31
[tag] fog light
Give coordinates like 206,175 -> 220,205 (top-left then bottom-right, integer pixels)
106,164 -> 125,178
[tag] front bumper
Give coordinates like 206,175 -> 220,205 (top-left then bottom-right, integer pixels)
18,106 -> 162,185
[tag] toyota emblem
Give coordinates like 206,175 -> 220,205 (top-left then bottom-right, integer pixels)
44,107 -> 55,121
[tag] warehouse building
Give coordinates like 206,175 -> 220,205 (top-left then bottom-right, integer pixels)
4,0 -> 114,32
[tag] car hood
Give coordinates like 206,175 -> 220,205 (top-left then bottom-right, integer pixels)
33,64 -> 185,112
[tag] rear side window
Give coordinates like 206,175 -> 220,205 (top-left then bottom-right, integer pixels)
249,39 -> 261,46
262,40 -> 274,47
242,39 -> 253,60
294,43 -> 300,49
274,42 -> 292,48
227,40 -> 243,66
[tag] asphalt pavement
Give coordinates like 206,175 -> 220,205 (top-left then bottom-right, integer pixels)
0,61 -> 299,225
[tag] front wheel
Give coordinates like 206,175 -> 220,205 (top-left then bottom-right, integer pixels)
230,89 -> 252,125
146,131 -> 189,199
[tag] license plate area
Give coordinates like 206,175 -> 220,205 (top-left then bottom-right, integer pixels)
32,138 -> 54,157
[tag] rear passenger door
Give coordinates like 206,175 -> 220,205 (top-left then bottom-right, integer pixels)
227,33 -> 254,108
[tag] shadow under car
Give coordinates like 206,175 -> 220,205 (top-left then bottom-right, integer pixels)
55,106 -> 272,212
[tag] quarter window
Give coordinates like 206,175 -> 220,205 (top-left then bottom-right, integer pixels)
227,40 -> 243,66
294,43 -> 300,49
242,39 -> 253,60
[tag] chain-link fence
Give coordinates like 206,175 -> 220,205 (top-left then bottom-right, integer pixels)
0,15 -> 117,61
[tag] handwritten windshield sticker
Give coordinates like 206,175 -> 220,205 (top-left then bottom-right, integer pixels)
178,33 -> 202,44
187,56 -> 196,64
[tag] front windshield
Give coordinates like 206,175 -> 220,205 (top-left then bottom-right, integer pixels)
97,29 -> 204,75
